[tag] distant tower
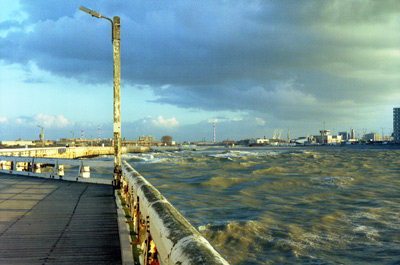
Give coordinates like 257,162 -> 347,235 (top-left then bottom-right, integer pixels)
213,122 -> 216,144
98,125 -> 101,140
287,128 -> 291,141
394,107 -> 400,141
351,128 -> 355,140
319,121 -> 330,145
81,130 -> 84,140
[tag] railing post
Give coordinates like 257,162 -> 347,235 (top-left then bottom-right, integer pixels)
33,163 -> 41,173
58,165 -> 65,176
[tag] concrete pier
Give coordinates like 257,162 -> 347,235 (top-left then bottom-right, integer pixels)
0,173 -> 122,264
0,146 -> 150,159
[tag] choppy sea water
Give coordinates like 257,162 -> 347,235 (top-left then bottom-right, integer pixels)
122,146 -> 400,264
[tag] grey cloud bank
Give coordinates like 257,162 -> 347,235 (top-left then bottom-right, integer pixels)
1,0 -> 399,141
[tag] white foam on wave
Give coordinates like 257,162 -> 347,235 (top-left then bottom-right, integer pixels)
311,176 -> 354,187
208,149 -> 281,160
97,155 -> 113,160
125,152 -> 182,164
353,225 -> 380,241
198,219 -> 274,261
340,211 -> 387,244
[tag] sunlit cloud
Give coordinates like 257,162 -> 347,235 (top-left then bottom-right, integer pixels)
151,115 -> 179,129
14,114 -> 74,128
255,118 -> 266,125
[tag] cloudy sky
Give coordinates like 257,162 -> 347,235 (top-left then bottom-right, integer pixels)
0,0 -> 399,142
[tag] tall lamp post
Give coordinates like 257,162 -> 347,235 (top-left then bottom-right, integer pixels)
79,6 -> 121,188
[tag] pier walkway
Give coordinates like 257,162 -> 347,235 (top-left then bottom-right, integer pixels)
0,173 -> 121,264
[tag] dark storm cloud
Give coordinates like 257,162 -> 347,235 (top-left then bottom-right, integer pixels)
1,0 -> 399,123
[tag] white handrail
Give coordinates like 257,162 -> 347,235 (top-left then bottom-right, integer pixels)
0,156 -> 113,185
120,160 -> 229,265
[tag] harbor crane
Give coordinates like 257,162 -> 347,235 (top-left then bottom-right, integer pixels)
70,131 -> 75,147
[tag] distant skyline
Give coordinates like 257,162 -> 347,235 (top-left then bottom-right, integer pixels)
1,1 -> 399,142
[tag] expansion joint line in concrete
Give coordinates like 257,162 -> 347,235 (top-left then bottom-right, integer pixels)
0,178 -> 30,193
42,185 -> 89,265
0,178 -> 49,205
0,180 -> 62,237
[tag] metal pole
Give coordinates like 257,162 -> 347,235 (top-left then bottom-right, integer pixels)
113,16 -> 122,187
42,127 -> 44,147
37,125 -> 44,147
78,6 -> 121,188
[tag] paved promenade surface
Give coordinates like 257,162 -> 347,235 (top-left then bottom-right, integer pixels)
0,173 -> 122,264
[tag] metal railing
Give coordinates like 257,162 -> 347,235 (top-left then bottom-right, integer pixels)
0,155 -> 113,185
0,146 -> 150,159
120,160 -> 229,265
0,155 -> 230,264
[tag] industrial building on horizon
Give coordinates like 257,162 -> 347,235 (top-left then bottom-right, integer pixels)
2,108 -> 400,148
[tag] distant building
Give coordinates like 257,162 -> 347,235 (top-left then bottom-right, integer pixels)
364,133 -> 381,142
293,136 -> 312,145
314,130 -> 342,145
235,139 -> 250,146
222,140 -> 235,145
249,138 -> 269,146
161,135 -> 173,145
319,130 -> 331,145
139,135 -> 155,142
394,107 -> 400,142
350,129 -> 355,140
331,135 -> 342,145
0,140 -> 33,147
338,132 -> 349,141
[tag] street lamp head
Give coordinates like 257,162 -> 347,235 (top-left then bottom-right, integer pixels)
78,5 -> 114,42
79,5 -> 102,18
